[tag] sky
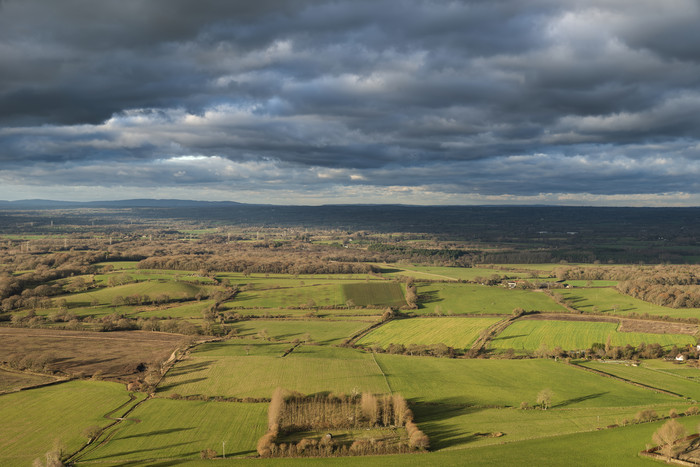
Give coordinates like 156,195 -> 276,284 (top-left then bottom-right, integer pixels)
1,0 -> 700,206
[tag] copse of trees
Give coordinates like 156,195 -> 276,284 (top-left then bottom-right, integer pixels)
257,388 -> 428,458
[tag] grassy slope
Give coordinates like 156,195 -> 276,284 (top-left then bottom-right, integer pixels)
580,360 -> 700,400
232,284 -> 344,308
157,344 -> 389,398
357,317 -> 501,348
63,281 -> 212,307
489,320 -> 695,352
416,283 -> 567,315
229,319 -> 371,344
173,415 -> 700,466
559,287 -> 700,319
0,380 -> 132,465
375,355 -> 680,407
79,399 -> 267,462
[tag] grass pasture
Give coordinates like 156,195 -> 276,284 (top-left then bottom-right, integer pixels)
230,319 -> 371,344
489,320 -> 695,353
0,380 -> 132,466
413,402 -> 690,451
158,344 -> 389,398
341,281 -> 406,307
416,283 -> 567,315
63,280 -> 213,308
133,299 -> 216,319
563,280 -> 619,287
78,399 -> 267,462
376,264 -> 535,281
357,317 -> 501,349
375,355 -> 679,407
559,287 -> 700,319
232,284 -> 344,308
579,360 -> 700,400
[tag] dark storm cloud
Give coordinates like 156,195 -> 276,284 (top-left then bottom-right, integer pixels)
2,0 -> 700,203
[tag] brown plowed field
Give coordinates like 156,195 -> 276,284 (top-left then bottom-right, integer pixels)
0,327 -> 186,382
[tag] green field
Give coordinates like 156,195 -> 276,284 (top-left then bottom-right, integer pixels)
579,360 -> 700,400
0,380 -> 133,465
377,264 -> 539,281
229,319 -> 371,344
559,287 -> 700,319
341,281 -> 406,307
416,283 -> 567,315
158,344 -> 389,398
489,320 -> 695,352
174,414 -> 699,466
78,399 -> 267,462
413,402 -> 689,451
375,355 -> 679,407
134,299 -> 216,319
357,317 -> 501,349
62,280 -> 213,308
232,284 -> 345,308
564,280 -> 619,287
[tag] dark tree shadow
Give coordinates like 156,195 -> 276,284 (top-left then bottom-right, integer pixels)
552,392 -> 608,408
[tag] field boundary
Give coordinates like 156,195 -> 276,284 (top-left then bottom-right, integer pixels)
65,393 -> 151,464
566,361 -> 691,400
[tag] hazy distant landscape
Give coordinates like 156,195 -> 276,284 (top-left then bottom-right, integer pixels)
0,203 -> 700,465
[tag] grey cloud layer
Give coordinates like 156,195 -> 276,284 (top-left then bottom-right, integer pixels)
1,0 -> 700,203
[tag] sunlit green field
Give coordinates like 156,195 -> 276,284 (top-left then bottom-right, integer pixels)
0,381 -> 133,466
559,287 -> 700,319
579,360 -> 700,400
489,320 -> 695,352
232,284 -> 345,308
375,355 -> 679,407
63,280 -> 213,307
78,399 -> 267,462
416,283 -> 567,314
229,319 -> 371,344
157,344 -> 390,398
375,264 -> 534,281
357,317 -> 501,349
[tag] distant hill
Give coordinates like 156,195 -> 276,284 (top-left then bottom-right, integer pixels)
0,199 -> 246,209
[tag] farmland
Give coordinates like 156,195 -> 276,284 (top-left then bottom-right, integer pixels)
77,399 -> 268,463
0,327 -> 185,380
357,317 -> 501,349
415,283 -> 567,314
489,319 -> 695,353
0,368 -> 57,392
3,206 -> 700,465
374,355 -> 680,407
157,344 -> 390,399
0,380 -> 133,465
558,287 -> 700,319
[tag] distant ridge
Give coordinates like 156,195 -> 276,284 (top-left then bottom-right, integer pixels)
0,199 -> 246,209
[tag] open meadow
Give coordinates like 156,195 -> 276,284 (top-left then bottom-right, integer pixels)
0,381 -> 135,466
415,283 -> 567,314
357,317 -> 501,349
489,319 -> 695,353
77,399 -> 268,463
558,287 -> 700,319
